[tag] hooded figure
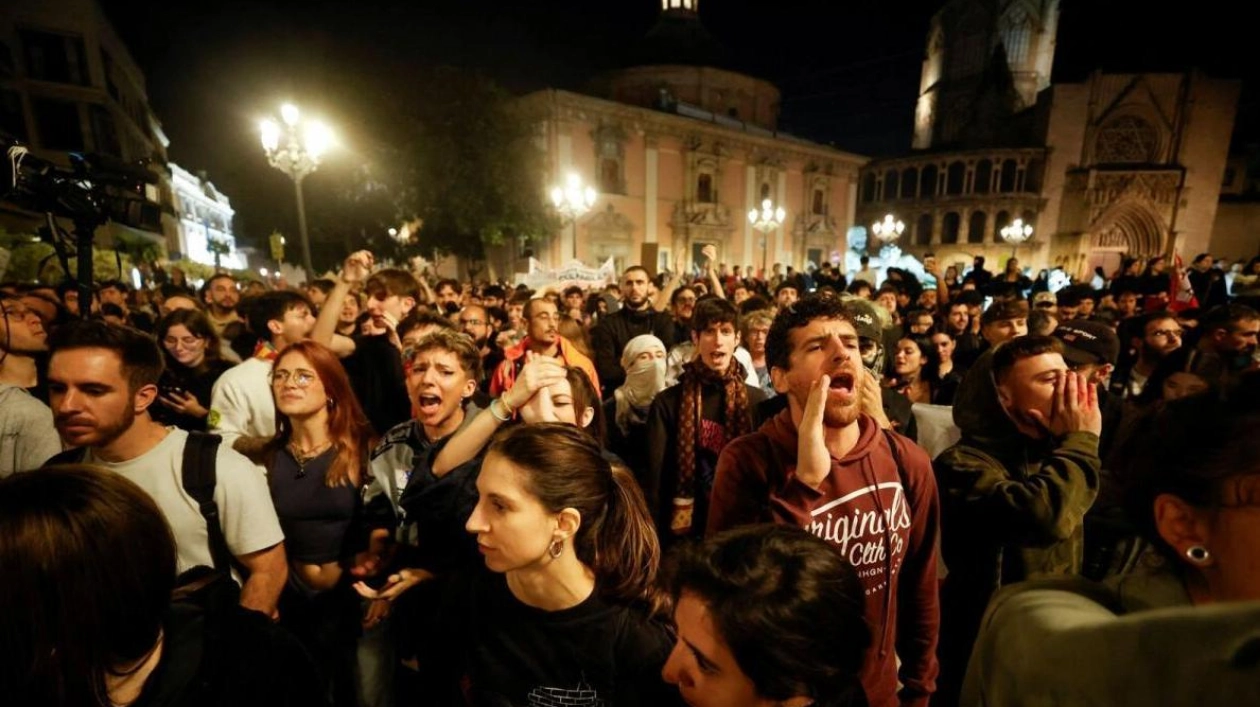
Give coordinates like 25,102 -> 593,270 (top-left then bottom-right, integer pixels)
932,343 -> 1101,707
603,334 -> 668,488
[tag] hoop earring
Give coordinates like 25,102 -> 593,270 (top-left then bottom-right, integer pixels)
548,539 -> 563,559
1186,545 -> 1211,564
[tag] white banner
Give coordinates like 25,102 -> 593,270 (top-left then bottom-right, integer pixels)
515,257 -> 616,292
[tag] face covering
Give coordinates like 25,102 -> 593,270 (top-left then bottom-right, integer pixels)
615,335 -> 668,434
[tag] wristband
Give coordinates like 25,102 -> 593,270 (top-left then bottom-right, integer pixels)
489,398 -> 511,422
498,395 -> 515,416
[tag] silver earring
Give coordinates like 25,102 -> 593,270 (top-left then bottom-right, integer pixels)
1186,545 -> 1211,564
548,539 -> 563,559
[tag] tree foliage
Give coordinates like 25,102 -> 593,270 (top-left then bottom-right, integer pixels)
400,67 -> 558,262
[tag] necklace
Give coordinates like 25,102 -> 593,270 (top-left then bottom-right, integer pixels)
288,440 -> 333,479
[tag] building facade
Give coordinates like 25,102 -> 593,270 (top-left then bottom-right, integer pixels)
0,0 -> 176,257
493,0 -> 867,278
856,0 -> 1241,279
169,163 -> 245,270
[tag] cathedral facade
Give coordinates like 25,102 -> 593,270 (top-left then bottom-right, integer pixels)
856,0 -> 1241,279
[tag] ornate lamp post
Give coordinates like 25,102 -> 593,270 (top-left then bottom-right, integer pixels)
259,103 -> 334,279
1000,217 -> 1034,259
549,172 -> 597,261
871,213 -> 905,245
748,198 -> 786,278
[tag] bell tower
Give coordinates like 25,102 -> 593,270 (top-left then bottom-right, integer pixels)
912,0 -> 1060,149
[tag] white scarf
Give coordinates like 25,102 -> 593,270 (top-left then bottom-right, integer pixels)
614,335 -> 667,435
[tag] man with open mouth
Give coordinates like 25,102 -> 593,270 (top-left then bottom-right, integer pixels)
708,293 -> 941,707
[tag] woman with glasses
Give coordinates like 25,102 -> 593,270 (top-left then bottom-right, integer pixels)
248,340 -> 377,706
153,309 -> 232,431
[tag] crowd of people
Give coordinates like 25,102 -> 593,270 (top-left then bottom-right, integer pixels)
1,246 -> 1259,707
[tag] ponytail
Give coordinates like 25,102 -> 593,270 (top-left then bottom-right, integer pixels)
595,463 -> 666,614
489,424 -> 666,614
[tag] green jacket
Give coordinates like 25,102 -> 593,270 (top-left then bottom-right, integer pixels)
963,573 -> 1260,706
933,350 -> 1101,692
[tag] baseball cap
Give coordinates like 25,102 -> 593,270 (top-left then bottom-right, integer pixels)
1032,291 -> 1057,308
843,299 -> 882,342
1053,319 -> 1120,366
981,298 -> 1029,327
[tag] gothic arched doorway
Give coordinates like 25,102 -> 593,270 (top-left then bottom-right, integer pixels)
1086,200 -> 1166,278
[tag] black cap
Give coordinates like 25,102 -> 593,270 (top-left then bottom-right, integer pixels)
844,299 -> 882,341
1053,319 -> 1120,366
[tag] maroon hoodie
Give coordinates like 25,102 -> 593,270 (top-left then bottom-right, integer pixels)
709,410 -> 940,707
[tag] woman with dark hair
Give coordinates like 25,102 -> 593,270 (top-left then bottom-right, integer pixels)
663,524 -> 872,707
1137,256 -> 1172,305
0,465 -> 325,707
1109,256 -> 1143,297
964,380 -> 1260,705
1232,255 -> 1260,300
518,365 -> 607,444
254,340 -> 377,706
152,308 -> 232,431
420,423 -> 674,704
888,335 -> 955,405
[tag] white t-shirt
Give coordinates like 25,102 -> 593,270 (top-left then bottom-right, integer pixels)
210,356 -> 275,440
0,383 -> 62,477
86,428 -> 284,577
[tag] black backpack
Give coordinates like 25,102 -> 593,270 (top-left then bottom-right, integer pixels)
46,432 -> 236,576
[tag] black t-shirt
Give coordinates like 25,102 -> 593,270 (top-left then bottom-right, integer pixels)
421,568 -> 678,707
341,333 -> 411,437
152,359 -> 233,432
131,602 -> 328,707
268,447 -> 359,564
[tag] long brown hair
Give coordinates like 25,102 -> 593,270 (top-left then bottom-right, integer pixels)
489,423 -> 665,613
271,341 -> 376,487
155,308 -> 222,369
0,465 -> 177,707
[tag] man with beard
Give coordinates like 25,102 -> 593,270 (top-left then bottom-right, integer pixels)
707,293 -> 940,707
1192,304 -> 1259,386
489,297 -> 599,398
202,273 -> 242,337
45,320 -> 287,617
458,304 -> 504,392
933,335 -> 1101,705
591,266 -> 676,393
668,286 -> 698,346
646,298 -> 766,548
0,294 -> 59,476
433,278 -> 462,314
1110,310 -> 1185,399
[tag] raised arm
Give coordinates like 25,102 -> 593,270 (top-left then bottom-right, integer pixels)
312,250 -> 373,356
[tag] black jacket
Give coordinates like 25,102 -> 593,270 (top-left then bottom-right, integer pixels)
591,307 -> 676,395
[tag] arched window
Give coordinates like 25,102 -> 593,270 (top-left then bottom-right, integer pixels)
811,188 -> 825,215
916,213 -> 933,246
999,159 -> 1018,192
884,170 -> 899,201
861,173 -> 877,203
942,212 -> 961,244
968,211 -> 987,243
1095,115 -> 1158,163
697,173 -> 714,203
974,159 -> 992,194
1024,158 -> 1044,192
946,161 -> 966,195
901,167 -> 918,199
1001,7 -> 1033,64
920,165 -> 939,198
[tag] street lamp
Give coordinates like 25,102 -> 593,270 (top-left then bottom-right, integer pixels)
1000,217 -> 1034,258
549,172 -> 597,261
871,213 -> 905,245
259,102 -> 334,279
748,198 -> 786,278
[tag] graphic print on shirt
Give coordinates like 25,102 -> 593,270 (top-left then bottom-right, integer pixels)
805,481 -> 911,596
526,682 -> 603,707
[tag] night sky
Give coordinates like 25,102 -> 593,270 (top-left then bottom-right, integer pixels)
97,0 -> 1256,250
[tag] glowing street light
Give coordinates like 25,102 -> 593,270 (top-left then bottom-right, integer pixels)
549,172 -> 597,260
1001,217 -> 1034,258
871,213 -> 906,245
748,198 -> 786,277
259,102 -> 336,279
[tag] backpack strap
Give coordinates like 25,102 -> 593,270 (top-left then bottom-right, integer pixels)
180,432 -> 234,574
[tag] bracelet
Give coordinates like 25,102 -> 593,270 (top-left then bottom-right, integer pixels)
498,395 -> 515,416
489,398 -> 511,422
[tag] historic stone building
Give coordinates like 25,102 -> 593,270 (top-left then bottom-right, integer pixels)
497,0 -> 867,277
0,0 -> 179,257
855,0 -> 1241,278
